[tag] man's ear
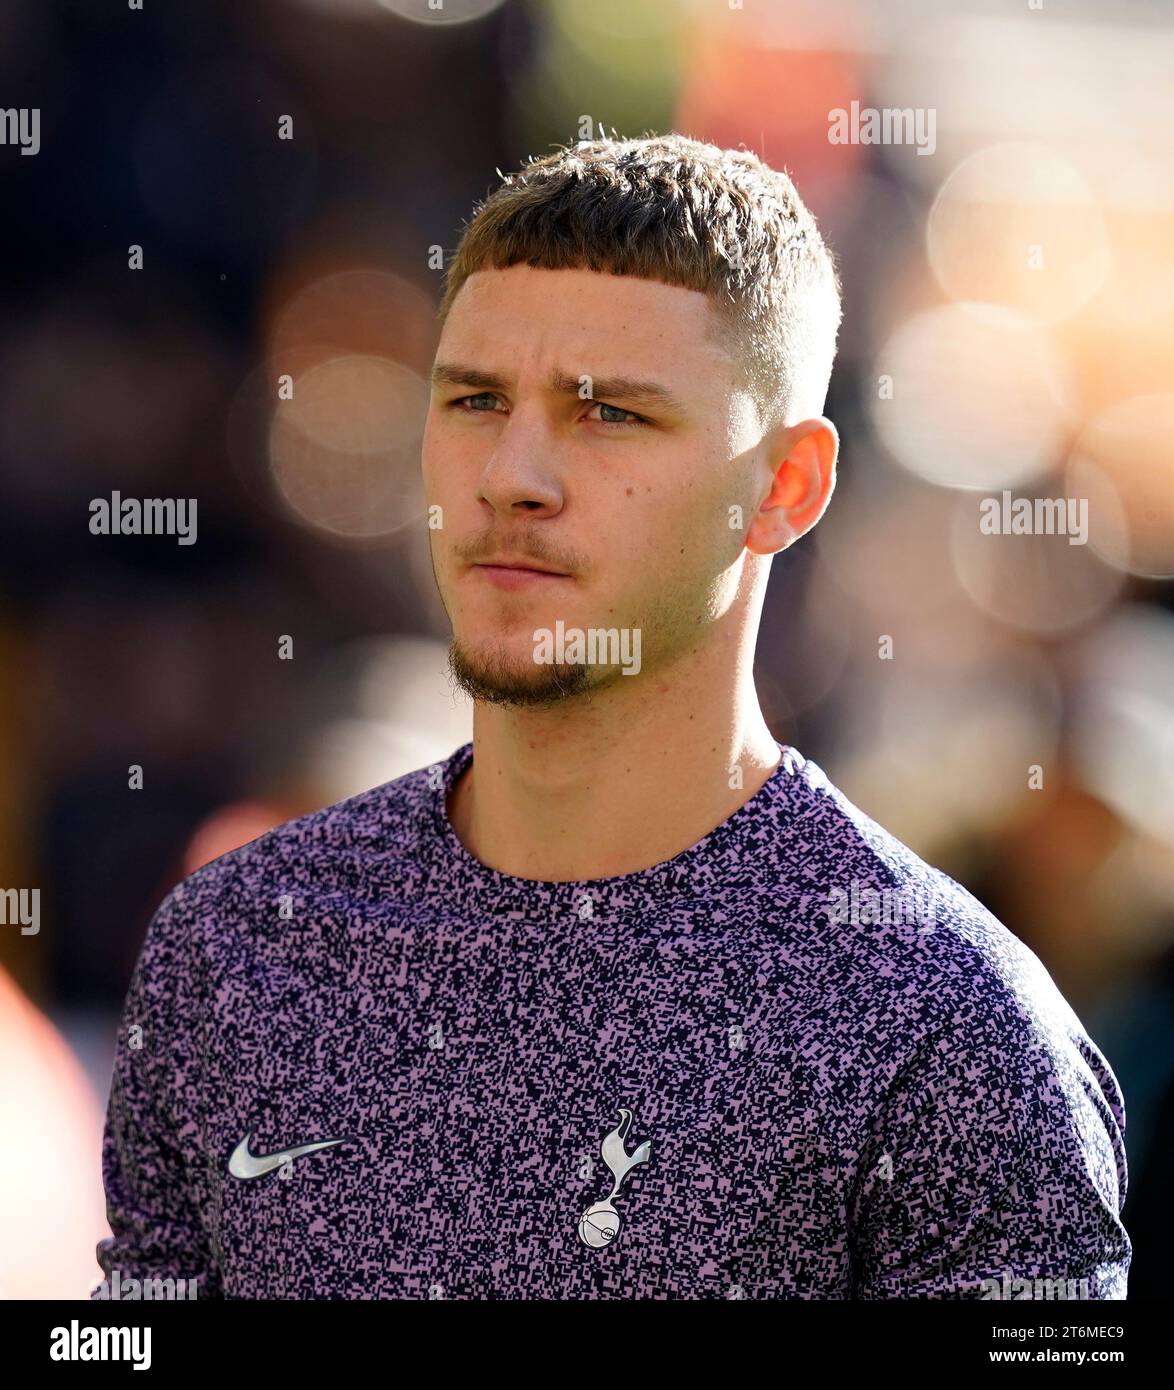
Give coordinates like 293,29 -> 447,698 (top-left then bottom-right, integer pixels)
745,418 -> 838,556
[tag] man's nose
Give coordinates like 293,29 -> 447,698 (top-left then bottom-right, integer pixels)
476,407 -> 564,515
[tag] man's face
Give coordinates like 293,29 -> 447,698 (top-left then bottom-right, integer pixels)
422,263 -> 763,708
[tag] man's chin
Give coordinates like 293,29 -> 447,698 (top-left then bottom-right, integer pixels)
446,642 -> 596,708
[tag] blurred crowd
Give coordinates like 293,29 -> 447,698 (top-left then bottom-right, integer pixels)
0,0 -> 1169,1298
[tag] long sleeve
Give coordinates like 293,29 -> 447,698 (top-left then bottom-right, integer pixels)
95,883 -> 222,1298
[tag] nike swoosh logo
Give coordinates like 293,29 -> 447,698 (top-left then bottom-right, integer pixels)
228,1131 -> 351,1180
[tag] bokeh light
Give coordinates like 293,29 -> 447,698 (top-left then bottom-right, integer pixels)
927,142 -> 1112,324
869,304 -> 1073,490
949,488 -> 1126,637
1067,394 -> 1174,580
374,0 -> 508,24
266,269 -> 439,380
268,355 -> 428,538
1071,605 -> 1174,847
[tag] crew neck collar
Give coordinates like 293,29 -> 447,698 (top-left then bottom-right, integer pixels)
419,739 -> 806,917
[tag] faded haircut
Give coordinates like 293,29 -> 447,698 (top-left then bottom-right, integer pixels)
437,132 -> 842,431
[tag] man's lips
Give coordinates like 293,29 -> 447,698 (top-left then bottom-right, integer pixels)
474,556 -> 568,574
471,563 -> 571,589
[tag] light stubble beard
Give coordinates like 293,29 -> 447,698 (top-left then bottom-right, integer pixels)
445,635 -> 599,709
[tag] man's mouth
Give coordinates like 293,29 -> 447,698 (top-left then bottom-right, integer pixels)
473,563 -> 571,589
475,555 -> 569,575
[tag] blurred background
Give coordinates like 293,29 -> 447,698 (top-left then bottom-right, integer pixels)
0,0 -> 1170,1299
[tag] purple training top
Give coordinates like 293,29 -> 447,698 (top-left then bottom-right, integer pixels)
96,741 -> 1130,1298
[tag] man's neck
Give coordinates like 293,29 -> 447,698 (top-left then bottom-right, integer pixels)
446,697 -> 781,883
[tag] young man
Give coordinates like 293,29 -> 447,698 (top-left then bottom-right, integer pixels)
97,134 -> 1130,1299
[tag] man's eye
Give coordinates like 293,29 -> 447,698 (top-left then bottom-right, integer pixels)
447,394 -> 646,426
588,401 -> 646,426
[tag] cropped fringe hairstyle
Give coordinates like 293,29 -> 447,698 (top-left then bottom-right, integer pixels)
438,132 -> 842,430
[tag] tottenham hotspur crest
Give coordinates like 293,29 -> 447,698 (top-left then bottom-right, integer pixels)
577,1107 -> 652,1249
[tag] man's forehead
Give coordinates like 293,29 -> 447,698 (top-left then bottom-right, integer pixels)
443,264 -> 737,379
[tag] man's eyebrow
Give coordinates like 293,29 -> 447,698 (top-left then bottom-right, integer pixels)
429,362 -> 507,393
429,362 -> 688,415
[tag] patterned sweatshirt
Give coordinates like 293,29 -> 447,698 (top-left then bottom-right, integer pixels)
96,741 -> 1131,1299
